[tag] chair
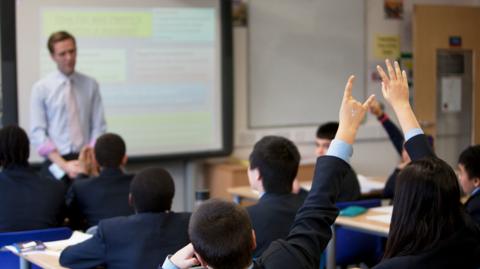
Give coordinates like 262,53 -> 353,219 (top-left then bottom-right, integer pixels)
0,227 -> 72,269
333,199 -> 384,268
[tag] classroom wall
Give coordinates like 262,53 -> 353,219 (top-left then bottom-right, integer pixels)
231,0 -> 480,177
43,0 -> 480,211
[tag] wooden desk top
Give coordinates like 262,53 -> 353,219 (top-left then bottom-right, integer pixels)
15,251 -> 66,269
336,207 -> 391,237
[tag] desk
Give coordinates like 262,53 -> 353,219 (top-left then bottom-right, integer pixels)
326,206 -> 391,269
228,176 -> 386,204
14,251 -> 65,269
7,231 -> 91,269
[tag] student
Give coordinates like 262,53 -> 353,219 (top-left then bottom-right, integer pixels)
373,60 -> 480,268
161,75 -> 375,269
458,145 -> 480,225
66,133 -> 134,229
30,31 -> 106,182
60,167 -> 191,269
369,99 -> 408,199
0,125 -> 65,232
246,136 -> 305,257
314,121 -> 360,201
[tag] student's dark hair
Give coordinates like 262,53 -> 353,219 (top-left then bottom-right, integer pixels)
0,125 -> 30,168
94,133 -> 126,168
130,167 -> 175,213
249,136 -> 300,194
189,199 -> 253,269
47,31 -> 76,54
316,122 -> 339,140
384,157 -> 465,258
458,145 -> 480,180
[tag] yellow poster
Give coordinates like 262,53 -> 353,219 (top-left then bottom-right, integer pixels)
374,35 -> 400,59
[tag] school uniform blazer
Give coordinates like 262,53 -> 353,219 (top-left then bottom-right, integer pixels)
0,165 -> 66,232
247,192 -> 306,257
250,155 -> 349,268
67,167 -> 134,228
373,134 -> 480,269
60,212 -> 191,269
465,192 -> 480,225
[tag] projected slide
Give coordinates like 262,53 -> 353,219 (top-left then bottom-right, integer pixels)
16,0 -> 227,160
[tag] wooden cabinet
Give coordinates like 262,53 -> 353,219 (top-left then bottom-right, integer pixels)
204,162 -> 315,201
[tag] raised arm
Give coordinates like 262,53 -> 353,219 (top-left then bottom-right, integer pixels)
369,99 -> 404,155
377,60 -> 434,160
255,76 -> 375,268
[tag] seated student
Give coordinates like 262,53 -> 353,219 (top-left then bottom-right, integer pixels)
0,125 -> 65,232
372,60 -> 480,268
60,167 -> 191,269
314,121 -> 360,201
246,136 -> 305,257
458,145 -> 480,225
370,100 -> 434,199
66,133 -> 134,229
161,75 -> 375,269
369,99 -> 408,199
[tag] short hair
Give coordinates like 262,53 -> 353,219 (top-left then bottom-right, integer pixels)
458,145 -> 480,180
47,31 -> 76,54
189,199 -> 253,269
316,122 -> 339,140
384,157 -> 465,258
0,125 -> 30,168
94,133 -> 126,168
249,136 -> 300,194
130,167 -> 175,213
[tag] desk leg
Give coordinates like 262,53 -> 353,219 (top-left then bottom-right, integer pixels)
20,257 -> 31,269
326,226 -> 336,269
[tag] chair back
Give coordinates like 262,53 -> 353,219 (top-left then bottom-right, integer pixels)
334,199 -> 384,267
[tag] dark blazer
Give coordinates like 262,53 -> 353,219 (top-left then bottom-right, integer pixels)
60,212 -> 191,269
66,168 -> 134,229
465,192 -> 480,226
0,165 -> 66,232
247,192 -> 306,257
251,155 -> 349,268
373,134 -> 480,268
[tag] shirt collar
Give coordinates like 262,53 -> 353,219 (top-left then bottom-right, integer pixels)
472,187 -> 480,196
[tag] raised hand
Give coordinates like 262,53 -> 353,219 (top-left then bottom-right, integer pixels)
376,59 -> 420,134
376,59 -> 409,110
336,75 -> 375,144
369,98 -> 384,117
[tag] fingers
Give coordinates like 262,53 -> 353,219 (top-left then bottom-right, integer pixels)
402,70 -> 408,87
362,94 -> 376,109
376,65 -> 389,84
183,258 -> 200,268
343,75 -> 355,101
386,59 -> 396,80
381,82 -> 387,99
394,61 -> 402,81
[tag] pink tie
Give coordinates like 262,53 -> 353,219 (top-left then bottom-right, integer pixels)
65,78 -> 84,149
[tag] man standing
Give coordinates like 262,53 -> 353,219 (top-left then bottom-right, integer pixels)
30,31 -> 106,182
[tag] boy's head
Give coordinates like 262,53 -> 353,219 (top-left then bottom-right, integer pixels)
0,125 -> 30,168
129,167 -> 175,213
94,133 -> 127,168
458,145 -> 480,195
315,122 -> 338,156
189,199 -> 255,269
248,136 -> 300,194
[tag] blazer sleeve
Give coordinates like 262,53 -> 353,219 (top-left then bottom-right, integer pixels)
381,116 -> 404,155
404,134 -> 435,161
255,155 -> 349,268
59,223 -> 107,269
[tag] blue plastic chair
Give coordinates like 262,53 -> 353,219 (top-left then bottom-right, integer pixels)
0,227 -> 72,269
333,199 -> 384,268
